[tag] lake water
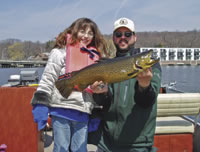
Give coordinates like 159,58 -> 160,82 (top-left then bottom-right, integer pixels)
161,65 -> 200,93
0,66 -> 200,93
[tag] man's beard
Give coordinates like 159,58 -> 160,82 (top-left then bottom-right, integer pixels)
115,39 -> 135,53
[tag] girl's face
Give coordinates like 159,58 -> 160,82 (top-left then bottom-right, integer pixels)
77,27 -> 94,47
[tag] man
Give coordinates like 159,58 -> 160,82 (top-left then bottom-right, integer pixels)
89,17 -> 162,152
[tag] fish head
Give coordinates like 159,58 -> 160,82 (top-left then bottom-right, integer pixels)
134,49 -> 160,71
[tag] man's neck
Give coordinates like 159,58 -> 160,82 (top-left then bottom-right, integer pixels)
116,47 -> 139,57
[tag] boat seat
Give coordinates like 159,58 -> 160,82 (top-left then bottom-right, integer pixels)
155,116 -> 194,134
157,93 -> 200,117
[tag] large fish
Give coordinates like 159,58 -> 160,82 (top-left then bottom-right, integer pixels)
55,50 -> 159,98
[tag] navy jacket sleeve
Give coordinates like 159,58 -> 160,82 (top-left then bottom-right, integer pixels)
92,90 -> 112,118
32,104 -> 49,130
134,81 -> 156,108
134,62 -> 162,108
31,91 -> 50,130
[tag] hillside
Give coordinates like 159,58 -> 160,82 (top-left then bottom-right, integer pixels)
1,30 -> 200,60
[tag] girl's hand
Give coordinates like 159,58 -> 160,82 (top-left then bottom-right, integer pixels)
90,81 -> 108,94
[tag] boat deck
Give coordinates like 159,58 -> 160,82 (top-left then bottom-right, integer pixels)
44,116 -> 195,152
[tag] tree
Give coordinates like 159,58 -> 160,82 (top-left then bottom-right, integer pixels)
45,40 -> 55,52
1,30 -> 200,60
8,42 -> 24,60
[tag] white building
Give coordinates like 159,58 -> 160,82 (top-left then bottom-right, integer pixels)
141,48 -> 200,61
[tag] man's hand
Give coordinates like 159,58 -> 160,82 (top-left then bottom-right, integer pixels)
136,68 -> 153,88
90,81 -> 108,94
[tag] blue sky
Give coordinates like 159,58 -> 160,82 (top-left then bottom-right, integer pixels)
0,0 -> 200,42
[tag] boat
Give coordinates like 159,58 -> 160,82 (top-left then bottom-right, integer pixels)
1,69 -> 39,87
3,74 -> 21,87
0,85 -> 200,152
158,82 -> 200,152
154,93 -> 200,152
161,81 -> 184,93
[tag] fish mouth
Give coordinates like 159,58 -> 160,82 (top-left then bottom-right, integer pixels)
145,57 -> 160,65
136,56 -> 160,69
128,62 -> 143,77
135,62 -> 143,70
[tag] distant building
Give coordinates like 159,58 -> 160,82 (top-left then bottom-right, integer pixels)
141,48 -> 200,61
28,52 -> 50,61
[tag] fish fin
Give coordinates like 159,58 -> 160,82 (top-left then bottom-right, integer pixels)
55,79 -> 73,99
95,57 -> 112,63
58,71 -> 79,81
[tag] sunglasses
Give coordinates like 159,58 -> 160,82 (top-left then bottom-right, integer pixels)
114,32 -> 134,38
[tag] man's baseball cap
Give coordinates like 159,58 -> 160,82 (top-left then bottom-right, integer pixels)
114,17 -> 135,32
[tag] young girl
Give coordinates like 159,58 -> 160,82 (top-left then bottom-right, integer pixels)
31,18 -> 108,152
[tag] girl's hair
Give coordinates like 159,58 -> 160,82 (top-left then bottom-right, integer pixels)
54,17 -> 108,57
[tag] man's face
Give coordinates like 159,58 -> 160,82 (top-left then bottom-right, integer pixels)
113,27 -> 136,53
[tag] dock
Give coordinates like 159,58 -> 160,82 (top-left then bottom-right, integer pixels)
160,60 -> 200,66
1,60 -> 200,68
0,60 -> 47,68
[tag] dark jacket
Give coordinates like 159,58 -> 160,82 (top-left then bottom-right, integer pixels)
89,48 -> 162,152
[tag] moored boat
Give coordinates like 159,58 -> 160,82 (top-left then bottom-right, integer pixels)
1,69 -> 39,87
161,81 -> 184,93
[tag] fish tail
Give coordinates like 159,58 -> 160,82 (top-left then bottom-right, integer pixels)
55,79 -> 73,99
